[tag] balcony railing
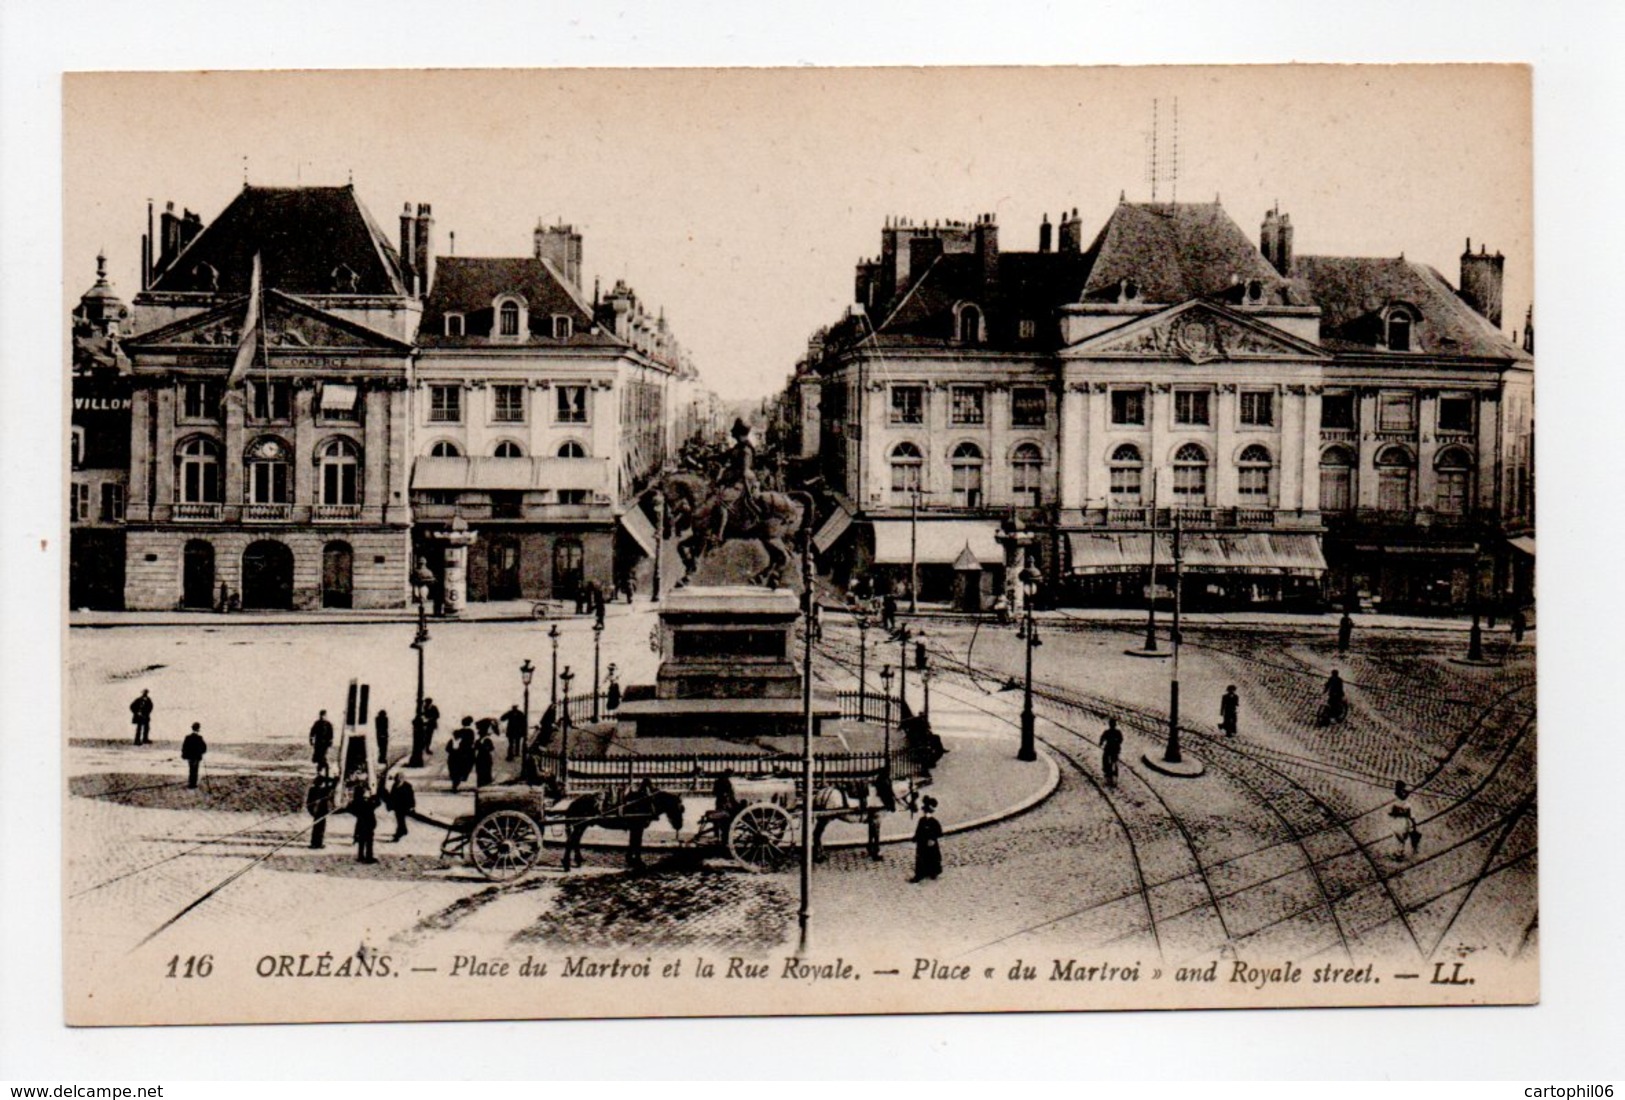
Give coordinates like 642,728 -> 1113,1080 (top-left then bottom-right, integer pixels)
1080,507 -> 1302,530
172,503 -> 223,521
1105,506 -> 1147,526
313,504 -> 362,522
243,503 -> 293,522
1319,428 -> 1356,443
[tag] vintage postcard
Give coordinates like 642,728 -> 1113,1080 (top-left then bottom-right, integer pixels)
63,65 -> 1535,1025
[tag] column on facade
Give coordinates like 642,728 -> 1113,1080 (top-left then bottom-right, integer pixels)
864,381 -> 888,510
526,379 -> 548,458
988,383 -> 1011,507
1356,389 -> 1381,508
1058,383 -> 1085,509
1278,386 -> 1305,512
363,384 -> 387,521
386,382 -> 410,525
1475,390 -> 1501,513
152,386 -> 177,511
223,393 -> 246,513
1299,387 -> 1323,515
292,384 -> 316,512
127,388 -> 152,521
463,383 -> 487,459
1213,385 -> 1238,507
1086,383 -> 1108,509
1148,382 -> 1170,507
1416,391 -> 1440,514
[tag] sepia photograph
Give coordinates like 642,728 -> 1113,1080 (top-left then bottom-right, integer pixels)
56,63 -> 1542,1027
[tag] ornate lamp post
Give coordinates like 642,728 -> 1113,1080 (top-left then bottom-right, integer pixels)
408,558 -> 435,768
1018,562 -> 1041,762
880,664 -> 895,761
519,659 -> 535,727
558,665 -> 574,771
850,595 -> 873,716
548,622 -> 561,707
592,620 -> 604,721
921,659 -> 933,724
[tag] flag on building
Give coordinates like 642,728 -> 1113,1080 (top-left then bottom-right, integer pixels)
225,251 -> 263,391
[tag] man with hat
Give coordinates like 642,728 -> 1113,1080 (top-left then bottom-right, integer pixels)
718,417 -> 762,534
181,723 -> 208,789
909,796 -> 944,883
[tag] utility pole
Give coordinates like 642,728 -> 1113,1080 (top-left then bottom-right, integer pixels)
1163,514 -> 1185,765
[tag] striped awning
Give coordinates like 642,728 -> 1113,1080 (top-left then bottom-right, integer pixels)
872,520 -> 1004,566
319,383 -> 358,413
618,506 -> 658,557
411,455 -> 610,492
1067,532 -> 1327,577
812,502 -> 854,554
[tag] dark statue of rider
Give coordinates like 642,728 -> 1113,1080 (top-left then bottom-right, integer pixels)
717,417 -> 762,534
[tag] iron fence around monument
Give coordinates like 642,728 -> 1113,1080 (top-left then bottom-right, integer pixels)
529,743 -> 928,793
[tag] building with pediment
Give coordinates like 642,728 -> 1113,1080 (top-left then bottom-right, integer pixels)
70,252 -> 134,609
804,200 -> 1533,613
121,186 -> 419,610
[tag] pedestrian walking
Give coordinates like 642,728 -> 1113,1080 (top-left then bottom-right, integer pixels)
1219,685 -> 1240,738
1337,612 -> 1354,655
181,722 -> 207,789
606,671 -> 622,713
593,582 -> 606,628
422,698 -> 440,756
1100,719 -> 1123,787
309,709 -> 335,777
1387,780 -> 1421,860
1511,609 -> 1527,644
881,591 -> 897,633
447,718 -> 475,792
474,728 -> 496,787
908,796 -> 943,883
1320,670 -> 1347,726
502,704 -> 527,761
387,773 -> 415,841
620,573 -> 636,604
374,709 -> 390,765
347,782 -> 379,864
306,775 -> 335,849
129,689 -> 154,745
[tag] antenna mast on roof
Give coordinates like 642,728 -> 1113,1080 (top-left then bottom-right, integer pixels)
1149,98 -> 1159,204
1170,97 -> 1179,207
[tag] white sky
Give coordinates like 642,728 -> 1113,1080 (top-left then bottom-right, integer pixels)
65,66 -> 1530,401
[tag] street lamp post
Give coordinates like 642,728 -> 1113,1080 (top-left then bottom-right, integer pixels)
852,597 -> 872,716
1144,469 -> 1161,653
909,483 -> 924,614
408,558 -> 434,769
1162,515 -> 1186,765
897,625 -> 910,717
651,494 -> 665,604
558,665 -> 574,771
880,664 -> 895,761
1018,562 -> 1040,762
520,659 -> 534,728
548,622 -> 560,708
592,620 -> 604,721
921,660 -> 932,723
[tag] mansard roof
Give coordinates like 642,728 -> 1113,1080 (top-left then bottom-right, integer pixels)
1291,255 -> 1528,360
418,256 -> 620,348
873,250 -> 1090,348
146,185 -> 407,296
1078,201 -> 1309,306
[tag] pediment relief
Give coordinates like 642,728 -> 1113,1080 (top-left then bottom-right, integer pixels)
1069,303 -> 1324,364
137,293 -> 404,353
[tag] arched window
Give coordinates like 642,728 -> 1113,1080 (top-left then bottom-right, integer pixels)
957,304 -> 982,345
244,436 -> 292,505
1319,445 -> 1355,513
493,440 -> 525,458
950,442 -> 983,508
1172,442 -> 1209,501
318,437 -> 360,506
1377,445 -> 1416,513
890,442 -> 923,498
499,300 -> 521,337
1109,443 -> 1143,501
1435,447 -> 1474,515
429,440 -> 462,458
1011,443 -> 1043,506
557,441 -> 587,458
1237,444 -> 1274,499
176,437 -> 222,503
1386,309 -> 1413,352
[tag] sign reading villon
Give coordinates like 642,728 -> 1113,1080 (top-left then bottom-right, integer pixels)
62,64 -> 1535,1025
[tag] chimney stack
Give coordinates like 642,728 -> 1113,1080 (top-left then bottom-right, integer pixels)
1459,237 -> 1505,329
1260,206 -> 1293,275
1058,207 -> 1082,253
973,213 -> 999,285
533,220 -> 584,290
1038,213 -> 1052,253
413,204 -> 435,297
399,203 -> 418,295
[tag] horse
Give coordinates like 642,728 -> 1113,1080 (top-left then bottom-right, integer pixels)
555,785 -> 685,873
810,770 -> 897,862
649,472 -> 805,589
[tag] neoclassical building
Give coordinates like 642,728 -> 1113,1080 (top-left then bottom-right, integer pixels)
803,200 -> 1533,612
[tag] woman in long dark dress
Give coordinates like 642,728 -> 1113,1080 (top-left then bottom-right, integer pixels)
447,719 -> 476,792
909,796 -> 943,883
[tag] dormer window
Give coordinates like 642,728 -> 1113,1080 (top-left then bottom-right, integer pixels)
330,264 -> 359,293
551,315 -> 573,340
956,303 -> 983,345
1247,279 -> 1263,302
499,300 -> 521,337
444,313 -> 465,337
1385,308 -> 1414,352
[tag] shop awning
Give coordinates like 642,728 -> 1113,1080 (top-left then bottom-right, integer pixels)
1507,535 -> 1535,557
1067,531 -> 1327,577
812,502 -> 854,554
411,456 -> 611,493
618,506 -> 658,557
319,383 -> 358,414
872,520 -> 1004,566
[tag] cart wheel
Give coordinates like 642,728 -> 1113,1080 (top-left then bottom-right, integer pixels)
727,803 -> 794,872
470,810 -> 544,881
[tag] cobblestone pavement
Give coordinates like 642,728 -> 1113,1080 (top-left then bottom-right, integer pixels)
65,613 -> 1534,976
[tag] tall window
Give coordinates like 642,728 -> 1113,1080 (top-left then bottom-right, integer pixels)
556,385 -> 588,423
1435,448 -> 1473,515
1386,310 -> 1413,351
71,482 -> 91,522
100,482 -> 126,522
245,437 -> 291,505
249,380 -> 292,421
429,440 -> 462,458
1011,443 -> 1042,505
1172,442 -> 1209,500
1011,387 -> 1047,427
492,384 -> 525,423
1237,444 -> 1273,499
950,386 -> 984,425
429,385 -> 462,423
551,315 -> 573,340
957,304 -> 982,345
499,300 -> 521,337
181,380 -> 221,420
1379,392 -> 1417,432
176,437 -> 222,503
949,442 -> 983,507
71,428 -> 85,468
1321,392 -> 1356,429
318,437 -> 360,506
557,441 -> 587,458
890,385 -> 924,425
1376,445 -> 1415,512
1110,388 -> 1145,425
1239,390 -> 1274,427
1109,443 -> 1143,501
1438,395 -> 1474,433
493,440 -> 524,458
889,442 -> 923,496
1319,446 -> 1354,513
444,313 -> 464,337
1174,389 -> 1210,426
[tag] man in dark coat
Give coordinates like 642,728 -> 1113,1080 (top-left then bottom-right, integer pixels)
1511,609 -> 1528,644
1323,670 -> 1347,724
306,775 -> 334,849
1219,685 -> 1240,738
130,689 -> 153,746
447,718 -> 476,791
502,704 -> 527,761
181,723 -> 207,789
537,702 -> 557,747
606,670 -> 622,713
421,699 -> 440,756
310,710 -> 335,777
908,796 -> 943,883
1337,613 -> 1354,655
1100,720 -> 1124,788
347,783 -> 379,864
374,709 -> 390,765
474,728 -> 497,787
387,774 -> 415,841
